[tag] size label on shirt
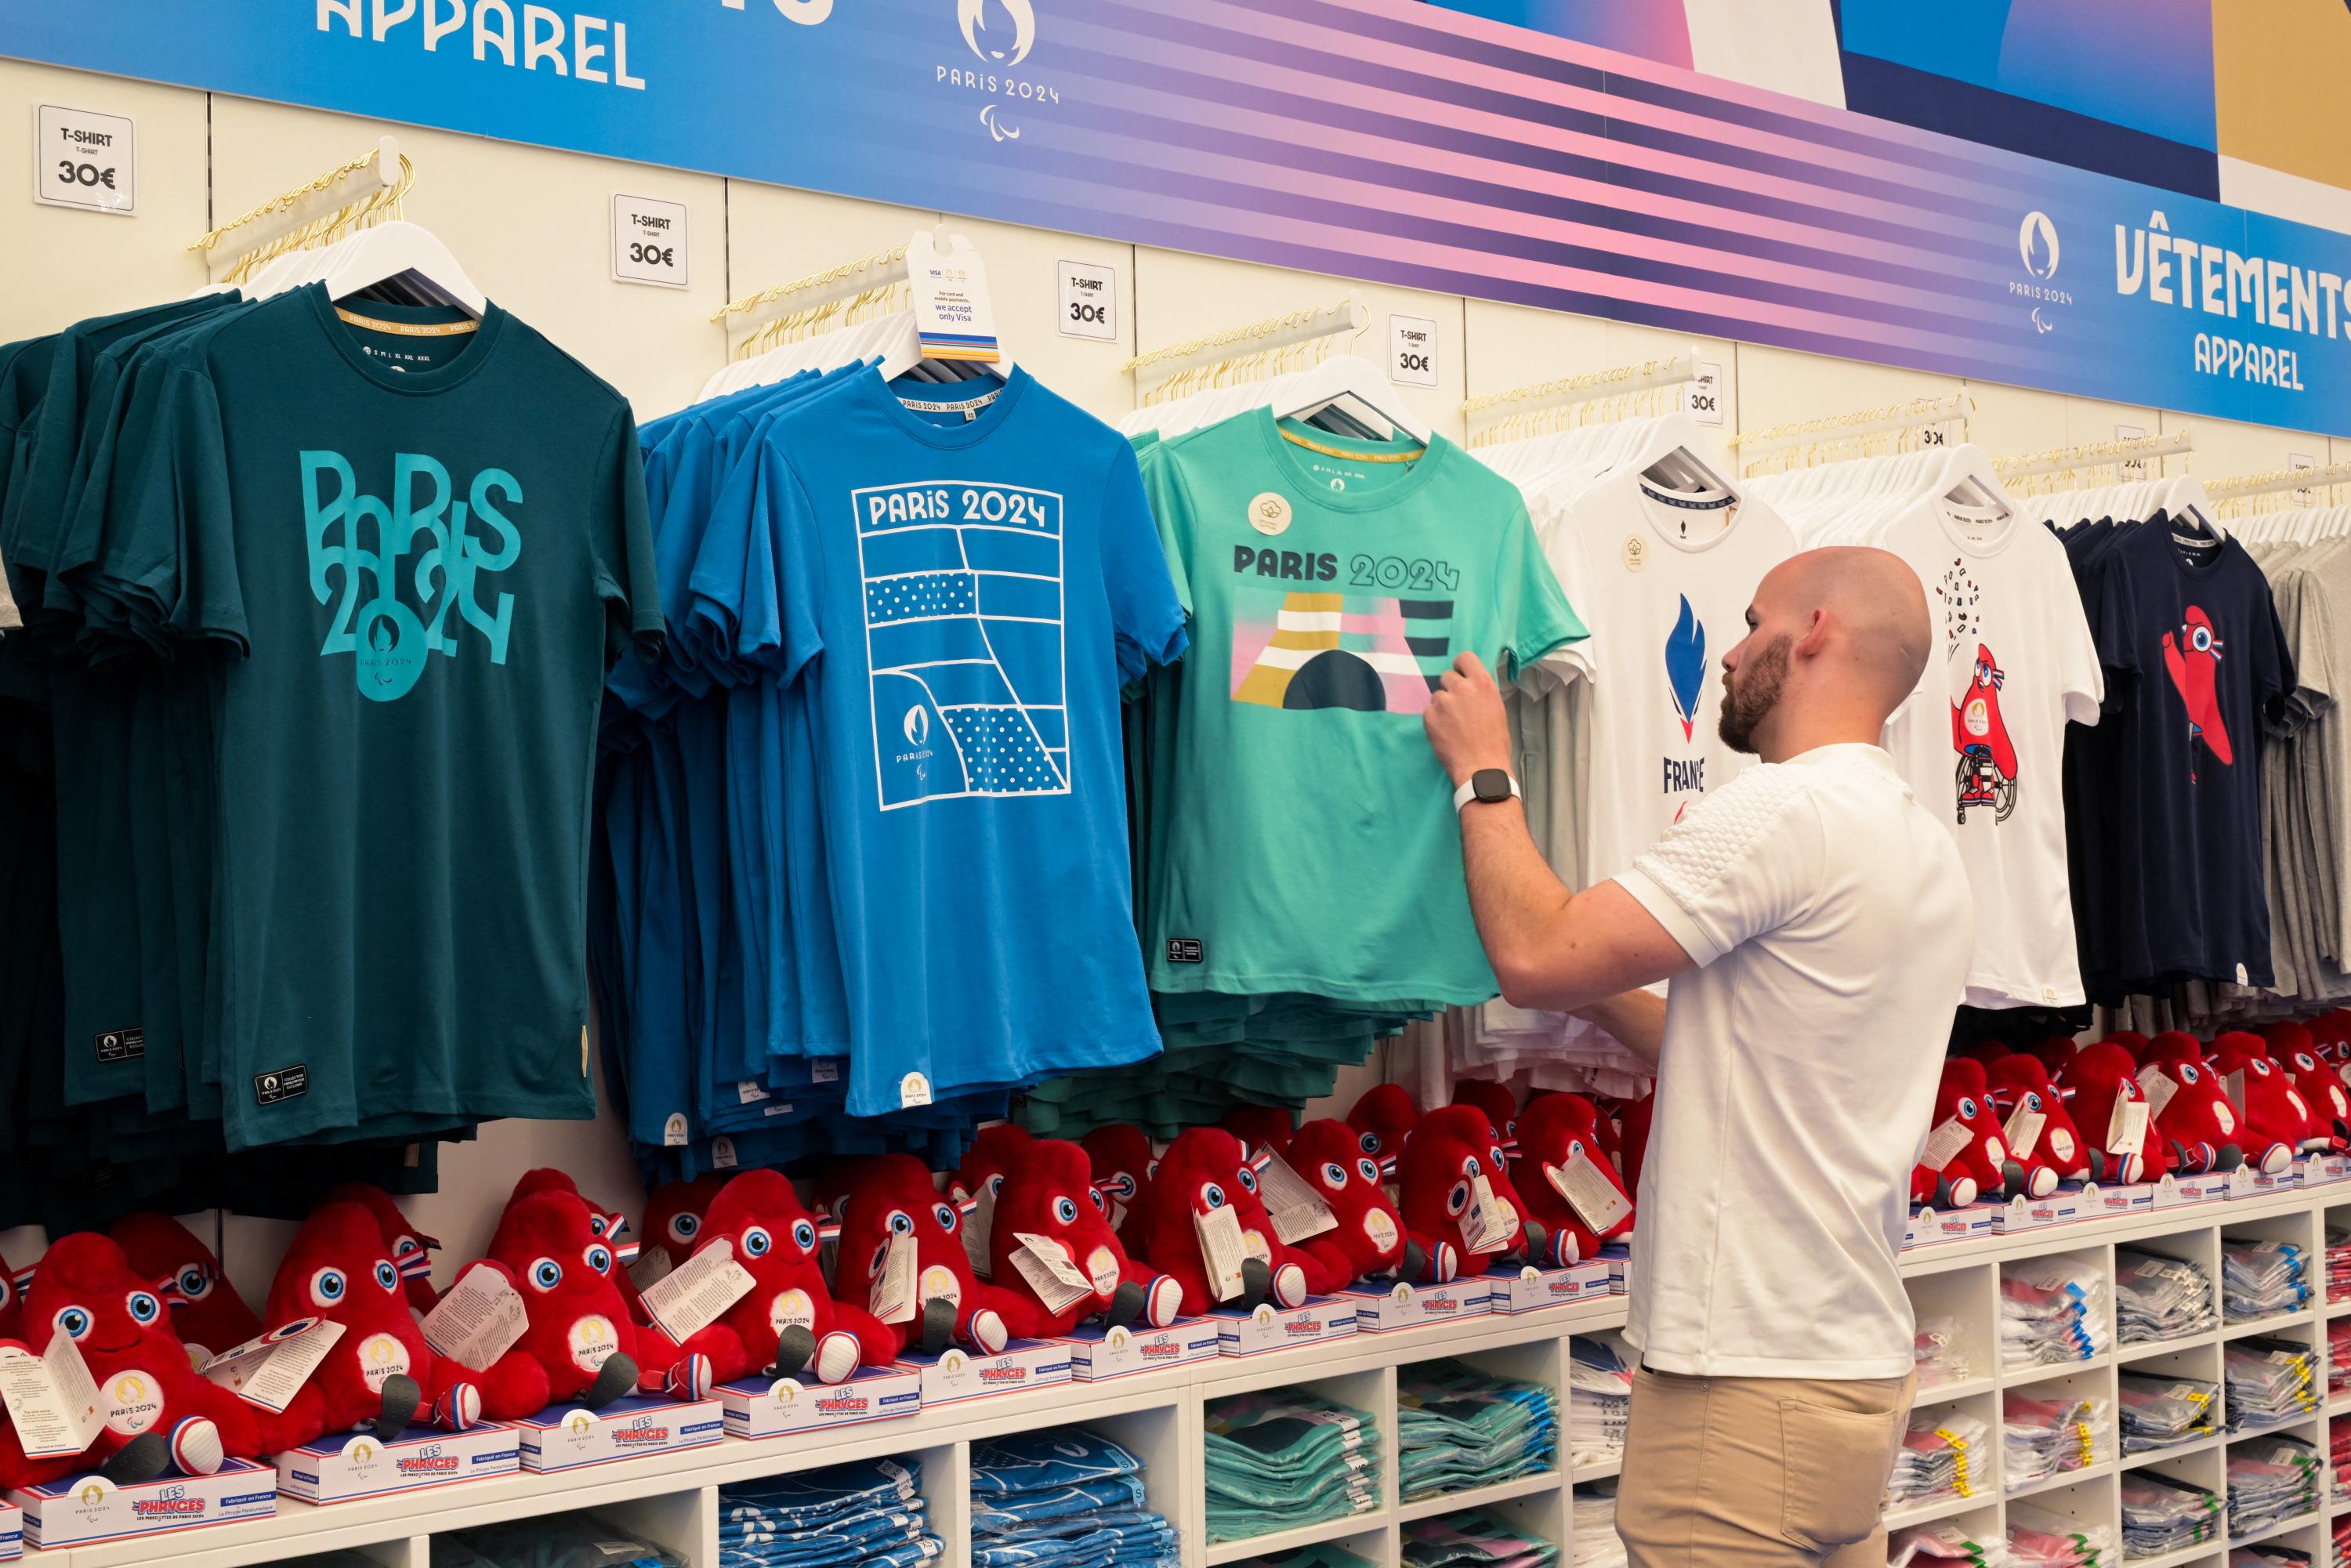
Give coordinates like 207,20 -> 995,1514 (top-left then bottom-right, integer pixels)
1057,259 -> 1118,341
610,194 -> 688,288
93,1027 -> 144,1063
35,104 -> 136,215
1546,1146 -> 1632,1233
422,1264 -> 531,1372
1389,315 -> 1439,387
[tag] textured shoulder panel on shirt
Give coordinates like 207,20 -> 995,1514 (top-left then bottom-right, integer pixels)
1631,762 -> 1815,907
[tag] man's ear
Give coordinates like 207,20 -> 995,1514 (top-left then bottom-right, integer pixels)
1793,607 -> 1833,659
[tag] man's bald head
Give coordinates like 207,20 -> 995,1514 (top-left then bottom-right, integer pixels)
1717,546 -> 1933,762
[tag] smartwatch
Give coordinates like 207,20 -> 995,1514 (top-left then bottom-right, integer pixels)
1452,769 -> 1522,813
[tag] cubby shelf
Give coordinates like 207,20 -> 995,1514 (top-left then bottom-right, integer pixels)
13,1181 -> 2351,1568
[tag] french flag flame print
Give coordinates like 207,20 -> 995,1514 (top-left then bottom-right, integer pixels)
1665,595 -> 1706,743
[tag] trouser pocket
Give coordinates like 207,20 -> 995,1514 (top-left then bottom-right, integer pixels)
1777,1396 -> 1904,1552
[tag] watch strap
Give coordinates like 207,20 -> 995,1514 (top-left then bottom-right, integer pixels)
1452,773 -> 1523,812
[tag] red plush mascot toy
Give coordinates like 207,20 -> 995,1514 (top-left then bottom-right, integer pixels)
1396,1106 -> 1540,1278
693,1169 -> 897,1386
0,1233 -> 263,1487
2210,1033 -> 2323,1166
321,1183 -> 444,1314
2133,1036 -> 2248,1175
1347,1085 -> 1419,1172
1219,1106 -> 1297,1162
1284,1119 -> 1409,1287
1511,1094 -> 1636,1265
830,1154 -> 1020,1356
643,1172 -> 734,1273
1452,1081 -> 1522,1145
2266,1023 -> 2351,1152
1983,1054 -> 2092,1183
2058,1041 -> 2170,1184
1132,1128 -> 1325,1315
246,1202 -> 484,1452
1081,1124 -> 1156,1244
109,1212 -> 261,1363
987,1139 -> 1183,1335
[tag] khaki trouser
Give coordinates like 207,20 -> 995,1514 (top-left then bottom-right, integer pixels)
1615,1367 -> 1917,1568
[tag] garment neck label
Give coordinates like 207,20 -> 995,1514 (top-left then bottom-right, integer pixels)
422,1262 -> 531,1372
639,1238 -> 755,1344
1009,1233 -> 1096,1314
1255,1154 -> 1337,1244
203,1317 -> 344,1414
870,1233 -> 917,1325
0,1329 -> 102,1458
2108,1098 -> 2150,1157
1921,1118 -> 1973,1173
2136,1065 -> 2179,1117
1546,1146 -> 1632,1233
2003,1107 -> 2046,1162
1195,1204 -> 1248,1302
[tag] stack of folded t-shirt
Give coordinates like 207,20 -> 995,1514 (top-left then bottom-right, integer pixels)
1397,1360 -> 1557,1502
967,1430 -> 1179,1568
2227,1338 -> 2319,1430
1570,1483 -> 1625,1568
2118,1374 -> 2221,1454
2331,1321 -> 2351,1397
1889,1522 -> 1998,1568
2223,1240 -> 2311,1324
2117,1250 -> 2221,1344
713,1460 -> 944,1568
2327,1229 -> 2351,1306
2332,1414 -> 2351,1503
2003,1259 -> 2113,1368
433,1518 -> 685,1567
1888,1409 -> 1989,1507
2231,1546 -> 2312,1568
2120,1472 -> 2225,1559
1400,1508 -> 1560,1568
2005,1390 -> 2115,1490
2009,1501 -> 2120,1568
2227,1434 -> 2320,1537
1204,1392 -> 1382,1546
1567,1338 -> 1632,1468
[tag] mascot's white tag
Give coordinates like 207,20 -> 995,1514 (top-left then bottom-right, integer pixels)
1459,1172 -> 1516,1254
2135,1064 -> 2179,1117
1546,1146 -> 1632,1233
202,1316 -> 345,1414
1256,1155 -> 1337,1244
962,1183 -> 998,1280
628,1246 -> 676,1295
1920,1118 -> 1972,1173
1009,1233 -> 1095,1314
2226,1070 -> 2247,1113
1195,1204 -> 1249,1302
2108,1098 -> 2150,1157
1361,1208 -> 1400,1254
0,1329 -> 102,1458
2003,1108 -> 2045,1162
640,1237 -> 755,1344
422,1262 -> 531,1372
870,1233 -> 918,1325
353,1331 -> 413,1393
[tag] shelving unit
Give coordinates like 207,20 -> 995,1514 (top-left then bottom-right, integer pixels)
12,1182 -> 2349,1568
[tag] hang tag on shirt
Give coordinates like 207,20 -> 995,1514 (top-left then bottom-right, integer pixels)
2109,1098 -> 2150,1157
639,1238 -> 755,1344
1256,1155 -> 1338,1244
0,1329 -> 103,1458
899,1072 -> 933,1110
810,1059 -> 841,1085
869,1233 -> 918,1325
1195,1204 -> 1249,1302
1920,1117 -> 1973,1173
1009,1233 -> 1096,1315
2135,1065 -> 2179,1118
962,1183 -> 998,1280
203,1317 -> 345,1414
737,1081 -> 770,1105
422,1264 -> 534,1373
1546,1146 -> 1632,1233
628,1246 -> 676,1295
2003,1108 -> 2046,1162
1459,1172 -> 1517,1254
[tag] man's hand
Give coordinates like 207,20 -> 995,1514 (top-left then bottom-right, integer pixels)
1424,652 -> 1513,787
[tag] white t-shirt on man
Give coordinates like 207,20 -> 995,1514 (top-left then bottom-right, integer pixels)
1614,742 -> 1972,1379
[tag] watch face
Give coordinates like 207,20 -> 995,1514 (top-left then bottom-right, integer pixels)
1473,769 -> 1512,803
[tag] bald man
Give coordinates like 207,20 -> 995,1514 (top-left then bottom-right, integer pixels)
1425,548 -> 1972,1568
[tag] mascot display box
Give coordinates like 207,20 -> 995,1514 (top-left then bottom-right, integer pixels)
0,1498 -> 16,1559
719,1364 -> 922,1440
1343,1276 -> 1491,1331
1211,1298 -> 1358,1357
1061,1320 -> 1222,1381
15,1461 -> 276,1550
275,1423 -> 520,1505
512,1394 -> 725,1473
897,1341 -> 1071,1407
1484,1258 -> 1614,1315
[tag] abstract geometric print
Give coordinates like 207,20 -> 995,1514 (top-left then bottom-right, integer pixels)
854,480 -> 1069,809
1230,589 -> 1455,712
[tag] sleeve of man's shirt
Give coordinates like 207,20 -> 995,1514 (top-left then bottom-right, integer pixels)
1610,763 -> 1825,968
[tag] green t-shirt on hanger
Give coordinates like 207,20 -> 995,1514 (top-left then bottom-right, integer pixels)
1138,410 -> 1585,1005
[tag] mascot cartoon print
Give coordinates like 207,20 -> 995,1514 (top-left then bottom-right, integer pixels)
2161,607 -> 2230,782
1952,643 -> 2019,824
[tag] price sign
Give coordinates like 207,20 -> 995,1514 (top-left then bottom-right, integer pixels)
34,105 -> 135,215
610,193 -> 688,288
1389,315 -> 1438,387
1057,259 -> 1118,342
1686,360 -> 1724,426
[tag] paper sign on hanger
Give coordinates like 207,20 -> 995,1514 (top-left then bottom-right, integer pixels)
1546,1147 -> 1632,1233
2135,1065 -> 2179,1118
1255,1155 -> 1337,1244
869,1233 -> 918,1325
1009,1234 -> 1096,1315
1389,316 -> 1438,388
203,1317 -> 345,1413
639,1239 -> 755,1344
34,104 -> 136,215
610,194 -> 689,288
2109,1098 -> 2150,1157
1195,1204 -> 1249,1302
1920,1118 -> 1973,1173
422,1263 -> 531,1371
907,230 -> 1001,364
2003,1107 -> 2046,1162
1057,260 -> 1117,342
0,1330 -> 102,1458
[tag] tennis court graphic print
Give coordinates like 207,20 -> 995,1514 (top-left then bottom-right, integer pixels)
855,480 -> 1068,809
1230,590 -> 1455,712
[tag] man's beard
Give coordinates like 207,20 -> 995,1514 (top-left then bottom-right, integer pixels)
1717,634 -> 1791,755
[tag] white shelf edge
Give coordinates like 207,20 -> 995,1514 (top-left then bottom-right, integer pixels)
1396,1470 -> 1561,1523
1202,1508 -> 1390,1565
2008,1458 -> 2117,1501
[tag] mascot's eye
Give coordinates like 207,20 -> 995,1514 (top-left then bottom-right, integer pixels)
1491,1146 -> 1508,1169
1107,1173 -> 1135,1198
741,1226 -> 773,1259
987,1174 -> 1005,1197
1055,1197 -> 1080,1225
888,1211 -> 914,1237
54,1306 -> 91,1340
1200,1182 -> 1226,1210
1236,1167 -> 1259,1194
179,1266 -> 212,1301
1505,1120 -> 1516,1139
2191,625 -> 2213,652
1446,1180 -> 1471,1218
935,1203 -> 960,1233
1567,1139 -> 1585,1159
1464,1156 -> 1482,1179
0,1279 -> 11,1313
1357,1159 -> 1381,1183
528,1258 -> 563,1291
1359,1132 -> 1379,1155
792,1220 -> 818,1252
588,1214 -> 610,1237
375,1262 -> 400,1292
1321,1162 -> 1348,1187
1958,1096 -> 1979,1119
311,1267 -> 349,1305
394,1236 -> 421,1258
1089,1188 -> 1106,1212
2023,1092 -> 2043,1112
2180,1064 -> 2200,1083
583,1245 -> 613,1274
668,1214 -> 700,1244
125,1291 -> 161,1325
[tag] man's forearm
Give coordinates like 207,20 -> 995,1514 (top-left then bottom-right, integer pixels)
1570,990 -> 1667,1070
1458,798 -> 1580,1006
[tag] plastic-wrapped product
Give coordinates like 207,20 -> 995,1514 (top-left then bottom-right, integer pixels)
2226,1338 -> 2319,1431
1396,1360 -> 1557,1503
1914,1316 -> 1976,1390
1570,1483 -> 1625,1568
2002,1259 -> 2113,1369
2008,1501 -> 2118,1568
1400,1507 -> 1561,1568
2003,1390 -> 2114,1489
1888,1408 -> 1990,1506
2222,1240 -> 2311,1323
713,1459 -> 941,1568
2118,1472 -> 2224,1559
1204,1392 -> 1382,1545
2117,1373 -> 2221,1454
2226,1434 -> 2320,1538
2116,1249 -> 2220,1344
